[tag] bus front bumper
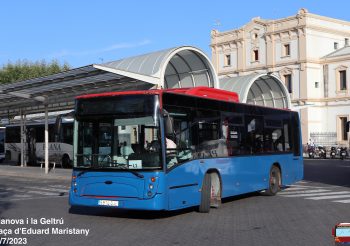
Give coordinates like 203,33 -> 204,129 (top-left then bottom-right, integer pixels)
69,190 -> 167,211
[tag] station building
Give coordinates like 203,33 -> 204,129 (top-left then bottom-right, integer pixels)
210,8 -> 350,146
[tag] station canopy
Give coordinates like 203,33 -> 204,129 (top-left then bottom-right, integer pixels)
219,73 -> 291,109
0,46 -> 217,119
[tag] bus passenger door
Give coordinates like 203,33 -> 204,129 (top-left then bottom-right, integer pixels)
166,161 -> 201,210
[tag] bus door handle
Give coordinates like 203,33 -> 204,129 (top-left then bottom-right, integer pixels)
200,160 -> 205,164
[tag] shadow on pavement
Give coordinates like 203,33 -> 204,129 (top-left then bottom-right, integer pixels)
68,205 -> 196,219
0,184 -> 14,246
222,192 -> 260,203
303,160 -> 350,188
0,184 -> 13,217
68,192 -> 261,219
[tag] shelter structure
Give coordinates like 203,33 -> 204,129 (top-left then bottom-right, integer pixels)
0,46 -> 290,174
0,46 -> 217,173
219,73 -> 291,109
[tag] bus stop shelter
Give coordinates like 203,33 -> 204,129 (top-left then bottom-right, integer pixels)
0,46 -> 218,174
219,73 -> 291,109
0,45 -> 290,174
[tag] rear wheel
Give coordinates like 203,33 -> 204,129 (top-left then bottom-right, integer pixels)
265,166 -> 281,196
62,155 -> 71,168
198,173 -> 211,213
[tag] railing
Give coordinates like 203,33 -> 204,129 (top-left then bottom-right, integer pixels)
309,132 -> 337,147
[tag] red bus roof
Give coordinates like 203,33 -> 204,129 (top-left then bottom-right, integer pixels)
76,86 -> 239,103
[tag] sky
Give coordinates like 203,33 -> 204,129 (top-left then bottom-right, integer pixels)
2,0 -> 350,69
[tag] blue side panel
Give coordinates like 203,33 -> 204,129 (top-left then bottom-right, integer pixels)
209,153 -> 302,197
166,153 -> 303,203
166,160 -> 202,210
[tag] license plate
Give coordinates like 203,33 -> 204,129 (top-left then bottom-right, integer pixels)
98,200 -> 119,206
342,153 -> 346,156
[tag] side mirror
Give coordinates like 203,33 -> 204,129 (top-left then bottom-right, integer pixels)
163,111 -> 174,137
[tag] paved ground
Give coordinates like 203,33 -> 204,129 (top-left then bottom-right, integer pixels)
0,159 -> 349,246
0,164 -> 71,181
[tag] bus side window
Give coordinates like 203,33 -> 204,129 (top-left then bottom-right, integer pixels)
221,113 -> 245,156
192,109 -> 222,158
5,126 -> 20,143
283,121 -> 291,152
245,115 -> 264,154
62,124 -> 73,144
264,117 -> 283,153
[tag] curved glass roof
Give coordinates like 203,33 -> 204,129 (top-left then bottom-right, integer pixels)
95,46 -> 217,89
219,73 -> 291,109
0,46 -> 218,118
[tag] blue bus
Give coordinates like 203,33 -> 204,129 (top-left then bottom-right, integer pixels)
69,87 -> 303,212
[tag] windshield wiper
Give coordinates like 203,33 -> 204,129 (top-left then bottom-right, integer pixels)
127,170 -> 144,179
113,162 -> 144,179
77,170 -> 87,177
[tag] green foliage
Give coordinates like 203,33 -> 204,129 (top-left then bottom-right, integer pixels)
0,60 -> 71,84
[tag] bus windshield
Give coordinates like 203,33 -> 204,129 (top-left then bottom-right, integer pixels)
74,95 -> 162,170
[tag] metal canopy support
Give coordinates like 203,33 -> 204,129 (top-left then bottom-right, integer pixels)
20,110 -> 27,167
20,109 -> 24,167
24,114 -> 27,167
44,105 -> 49,174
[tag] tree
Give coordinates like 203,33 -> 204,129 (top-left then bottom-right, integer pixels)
0,59 -> 71,84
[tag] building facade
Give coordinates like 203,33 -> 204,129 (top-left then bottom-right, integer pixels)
211,8 -> 350,146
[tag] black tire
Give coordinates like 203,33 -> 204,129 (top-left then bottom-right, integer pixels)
265,166 -> 281,196
198,173 -> 211,213
5,151 -> 11,161
62,155 -> 71,168
17,154 -> 21,165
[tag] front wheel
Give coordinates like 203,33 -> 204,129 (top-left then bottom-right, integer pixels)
198,173 -> 211,213
265,166 -> 281,196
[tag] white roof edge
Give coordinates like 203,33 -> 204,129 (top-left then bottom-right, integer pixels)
242,73 -> 291,108
220,73 -> 291,109
93,64 -> 160,85
159,46 -> 218,88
